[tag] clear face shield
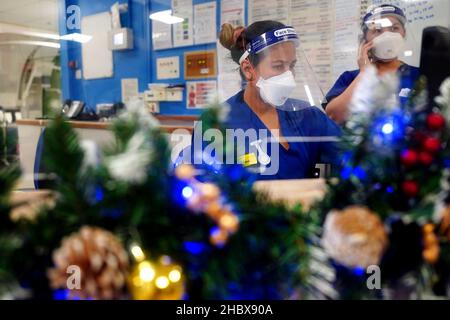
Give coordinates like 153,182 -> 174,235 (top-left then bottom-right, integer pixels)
362,3 -> 420,68
239,27 -> 326,112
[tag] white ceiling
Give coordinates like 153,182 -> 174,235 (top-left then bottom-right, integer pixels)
0,0 -> 59,32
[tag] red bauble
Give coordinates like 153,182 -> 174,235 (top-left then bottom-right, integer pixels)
426,113 -> 446,131
402,180 -> 419,197
419,151 -> 434,166
401,149 -> 418,167
423,137 -> 441,153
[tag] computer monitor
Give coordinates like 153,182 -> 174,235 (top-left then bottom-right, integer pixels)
419,26 -> 450,106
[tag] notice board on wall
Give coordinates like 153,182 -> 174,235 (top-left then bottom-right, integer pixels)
247,0 -> 450,93
81,12 -> 114,80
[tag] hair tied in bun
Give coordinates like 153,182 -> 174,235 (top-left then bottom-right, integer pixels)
220,23 -> 245,50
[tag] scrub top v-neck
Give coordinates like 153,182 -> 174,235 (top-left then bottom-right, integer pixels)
222,90 -> 341,180
323,64 -> 420,109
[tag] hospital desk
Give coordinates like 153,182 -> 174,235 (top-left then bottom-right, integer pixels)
16,116 -> 196,189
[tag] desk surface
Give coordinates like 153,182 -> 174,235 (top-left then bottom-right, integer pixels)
16,115 -> 196,134
253,178 -> 326,210
13,179 -> 326,213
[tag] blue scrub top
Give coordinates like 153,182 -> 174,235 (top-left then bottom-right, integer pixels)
183,90 -> 341,181
323,64 -> 421,109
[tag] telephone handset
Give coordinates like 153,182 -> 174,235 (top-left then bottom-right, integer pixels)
62,100 -> 85,119
358,34 -> 375,62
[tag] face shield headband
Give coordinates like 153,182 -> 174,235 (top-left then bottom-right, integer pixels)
238,27 -> 300,64
362,5 -> 406,30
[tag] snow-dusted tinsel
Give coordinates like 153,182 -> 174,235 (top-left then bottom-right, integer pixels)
435,77 -> 450,121
80,140 -> 101,172
103,98 -> 161,184
433,77 -> 450,222
118,97 -> 160,131
349,65 -> 400,117
106,131 -> 153,184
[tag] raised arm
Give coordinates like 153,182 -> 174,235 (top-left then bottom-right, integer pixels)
326,41 -> 374,124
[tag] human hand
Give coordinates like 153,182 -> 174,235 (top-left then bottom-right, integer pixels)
357,41 -> 374,70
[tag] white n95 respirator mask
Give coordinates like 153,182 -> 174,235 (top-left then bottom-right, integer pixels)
256,70 -> 297,107
372,31 -> 405,61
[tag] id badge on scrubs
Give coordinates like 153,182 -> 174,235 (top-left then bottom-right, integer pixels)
238,153 -> 258,167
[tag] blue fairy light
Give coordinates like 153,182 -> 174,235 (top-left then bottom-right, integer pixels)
226,164 -> 249,182
95,186 -> 104,202
183,241 -> 206,255
85,184 -> 104,205
182,186 -> 194,199
53,289 -> 69,300
340,167 -> 353,180
381,122 -> 394,134
53,289 -> 85,300
340,166 -> 366,181
171,178 -> 195,207
386,186 -> 394,194
353,266 -> 365,277
372,111 -> 407,146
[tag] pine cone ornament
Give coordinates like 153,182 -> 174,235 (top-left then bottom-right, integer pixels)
322,206 -> 388,269
48,226 -> 129,300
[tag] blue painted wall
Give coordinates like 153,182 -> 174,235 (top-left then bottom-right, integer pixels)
59,0 -> 248,115
60,0 -> 151,113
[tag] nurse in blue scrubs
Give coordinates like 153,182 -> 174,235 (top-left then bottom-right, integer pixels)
181,21 -> 341,181
324,4 -> 420,124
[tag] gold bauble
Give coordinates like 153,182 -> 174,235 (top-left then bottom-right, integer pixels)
128,260 -> 157,300
128,256 -> 184,300
153,256 -> 185,300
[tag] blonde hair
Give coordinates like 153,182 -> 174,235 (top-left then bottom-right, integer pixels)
219,20 -> 287,66
219,23 -> 244,50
